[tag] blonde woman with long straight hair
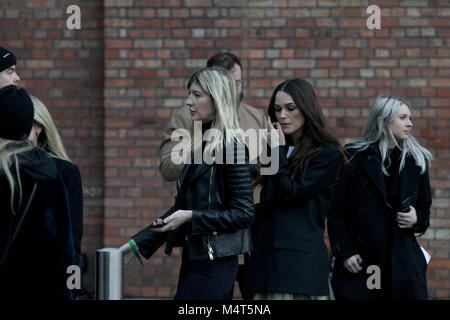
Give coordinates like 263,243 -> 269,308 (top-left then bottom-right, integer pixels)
328,95 -> 432,300
29,95 -> 71,161
28,95 -> 83,268
0,85 -> 76,299
120,67 -> 255,300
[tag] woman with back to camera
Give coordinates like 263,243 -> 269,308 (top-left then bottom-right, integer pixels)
120,67 -> 254,300
246,78 -> 346,300
328,95 -> 432,300
28,95 -> 83,266
0,85 -> 76,299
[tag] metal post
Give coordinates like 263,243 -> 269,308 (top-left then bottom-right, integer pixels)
95,248 -> 124,300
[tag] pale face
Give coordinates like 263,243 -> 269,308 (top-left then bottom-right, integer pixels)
186,82 -> 216,123
274,91 -> 305,135
389,103 -> 413,142
0,65 -> 20,88
28,123 -> 43,145
230,63 -> 242,96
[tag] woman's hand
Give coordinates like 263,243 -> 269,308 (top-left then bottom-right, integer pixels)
343,254 -> 363,273
267,116 -> 286,147
153,210 -> 193,233
396,206 -> 417,228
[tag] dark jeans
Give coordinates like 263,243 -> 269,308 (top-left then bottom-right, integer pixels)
174,255 -> 238,300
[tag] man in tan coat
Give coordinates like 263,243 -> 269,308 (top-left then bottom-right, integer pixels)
159,52 -> 268,198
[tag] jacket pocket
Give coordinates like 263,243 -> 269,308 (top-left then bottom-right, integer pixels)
273,237 -> 312,253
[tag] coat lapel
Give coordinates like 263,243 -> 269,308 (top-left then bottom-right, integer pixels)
176,149 -> 195,192
177,163 -> 190,192
398,157 -> 420,207
189,162 -> 211,183
360,151 -> 387,203
176,159 -> 211,192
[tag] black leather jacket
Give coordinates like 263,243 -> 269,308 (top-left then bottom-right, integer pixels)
133,140 -> 254,261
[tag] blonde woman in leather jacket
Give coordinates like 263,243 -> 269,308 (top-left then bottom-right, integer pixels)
120,67 -> 254,300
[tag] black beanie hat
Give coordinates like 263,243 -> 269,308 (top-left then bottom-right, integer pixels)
0,85 -> 34,141
0,46 -> 17,72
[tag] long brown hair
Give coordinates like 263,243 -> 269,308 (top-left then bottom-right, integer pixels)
268,78 -> 346,178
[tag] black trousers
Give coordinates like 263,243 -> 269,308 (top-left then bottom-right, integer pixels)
174,255 -> 238,300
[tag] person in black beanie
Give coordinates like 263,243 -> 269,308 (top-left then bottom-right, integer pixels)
0,85 -> 34,140
0,46 -> 20,88
0,49 -> 85,282
0,85 -> 77,299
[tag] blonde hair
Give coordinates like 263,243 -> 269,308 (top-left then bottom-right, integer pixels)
348,95 -> 432,174
0,139 -> 33,214
187,67 -> 242,156
30,96 -> 71,162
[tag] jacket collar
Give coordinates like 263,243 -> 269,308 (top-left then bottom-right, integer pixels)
359,145 -> 387,203
398,156 -> 420,206
177,153 -> 211,192
18,147 -> 58,182
177,121 -> 215,190
358,142 -> 420,205
178,163 -> 211,189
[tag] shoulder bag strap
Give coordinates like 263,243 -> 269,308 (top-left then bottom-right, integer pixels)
11,182 -> 38,244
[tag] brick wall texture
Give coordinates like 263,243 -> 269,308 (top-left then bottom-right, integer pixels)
0,0 -> 449,299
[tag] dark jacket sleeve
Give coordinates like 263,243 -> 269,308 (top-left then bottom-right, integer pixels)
55,160 -> 83,266
0,183 -> 13,266
412,165 -> 432,235
268,146 -> 342,203
327,161 -> 359,262
191,142 -> 255,233
66,164 -> 83,266
131,206 -> 176,259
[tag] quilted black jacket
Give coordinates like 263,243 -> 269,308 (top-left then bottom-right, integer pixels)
133,139 -> 255,261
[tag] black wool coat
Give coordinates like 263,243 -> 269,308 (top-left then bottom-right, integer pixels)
53,157 -> 83,266
327,143 -> 432,300
247,146 -> 343,296
0,148 -> 80,299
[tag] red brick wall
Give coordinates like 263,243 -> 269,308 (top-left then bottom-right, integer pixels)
1,0 -> 449,299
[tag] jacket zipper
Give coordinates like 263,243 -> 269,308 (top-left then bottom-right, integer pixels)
207,235 -> 215,260
208,166 -> 214,210
206,166 -> 215,260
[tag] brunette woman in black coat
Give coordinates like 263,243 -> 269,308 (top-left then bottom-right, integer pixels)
120,67 -> 254,300
328,95 -> 432,300
247,79 -> 346,300
0,86 -> 76,299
